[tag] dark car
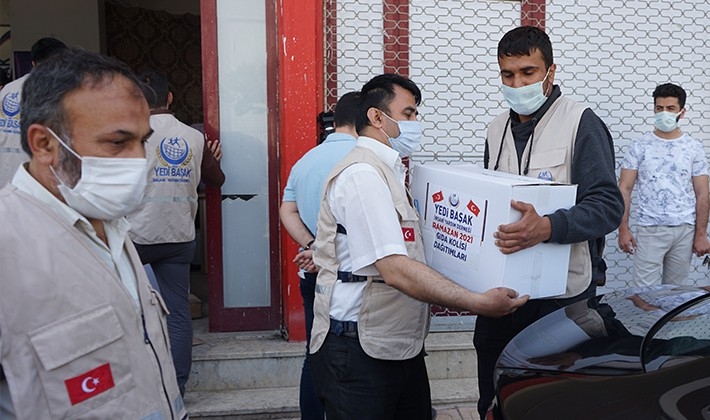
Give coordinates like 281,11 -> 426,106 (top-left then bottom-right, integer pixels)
488,285 -> 710,420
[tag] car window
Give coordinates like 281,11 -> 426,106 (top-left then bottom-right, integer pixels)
641,292 -> 710,372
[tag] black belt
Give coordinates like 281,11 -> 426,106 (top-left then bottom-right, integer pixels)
330,319 -> 358,337
336,271 -> 386,284
337,270 -> 367,283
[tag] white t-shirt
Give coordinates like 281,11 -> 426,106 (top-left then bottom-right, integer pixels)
621,131 -> 708,226
326,137 -> 409,321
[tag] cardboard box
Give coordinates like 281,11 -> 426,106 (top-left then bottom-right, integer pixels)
410,164 -> 577,298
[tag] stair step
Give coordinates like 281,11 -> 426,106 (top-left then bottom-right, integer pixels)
185,378 -> 478,419
188,318 -> 476,392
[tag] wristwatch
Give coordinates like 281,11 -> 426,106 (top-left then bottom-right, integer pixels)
303,239 -> 315,250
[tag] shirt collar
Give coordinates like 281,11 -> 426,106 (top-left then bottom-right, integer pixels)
322,132 -> 357,144
356,136 -> 401,173
11,164 -> 130,243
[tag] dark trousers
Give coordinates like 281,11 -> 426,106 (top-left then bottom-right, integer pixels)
472,281 -> 597,419
301,273 -> 325,420
134,240 -> 197,396
311,330 -> 432,420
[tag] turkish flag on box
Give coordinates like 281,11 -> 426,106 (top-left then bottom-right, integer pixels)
467,200 -> 481,217
64,363 -> 115,405
432,191 -> 444,203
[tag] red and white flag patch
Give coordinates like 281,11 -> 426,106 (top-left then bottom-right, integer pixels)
402,227 -> 415,242
431,191 -> 444,203
65,363 -> 115,405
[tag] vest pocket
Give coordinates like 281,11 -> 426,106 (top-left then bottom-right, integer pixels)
149,288 -> 172,350
528,147 -> 567,168
28,304 -> 136,418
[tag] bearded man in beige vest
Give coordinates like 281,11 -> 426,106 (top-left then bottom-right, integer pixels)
309,73 -> 528,420
0,49 -> 185,419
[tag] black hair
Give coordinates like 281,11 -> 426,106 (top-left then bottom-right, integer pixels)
333,91 -> 360,128
653,83 -> 686,109
317,111 -> 334,144
355,73 -> 421,133
30,37 -> 67,63
20,48 -> 144,156
138,70 -> 170,109
497,26 -> 553,69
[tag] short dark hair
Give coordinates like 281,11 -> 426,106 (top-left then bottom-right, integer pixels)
498,26 -> 553,69
138,70 -> 170,109
653,83 -> 686,109
30,37 -> 67,63
355,73 -> 422,133
333,91 -> 360,128
20,48 -> 144,155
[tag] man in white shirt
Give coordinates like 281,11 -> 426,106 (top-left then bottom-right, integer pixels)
619,83 -> 710,286
309,73 -> 528,419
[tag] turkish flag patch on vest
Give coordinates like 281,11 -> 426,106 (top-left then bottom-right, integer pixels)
64,363 -> 115,405
402,227 -> 415,242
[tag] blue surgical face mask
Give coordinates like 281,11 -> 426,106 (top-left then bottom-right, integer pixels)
501,68 -> 551,116
380,111 -> 423,158
654,111 -> 680,133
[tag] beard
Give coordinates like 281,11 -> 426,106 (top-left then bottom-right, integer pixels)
54,140 -> 82,188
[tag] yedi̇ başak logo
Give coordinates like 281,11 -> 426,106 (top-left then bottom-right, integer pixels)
429,189 -> 485,262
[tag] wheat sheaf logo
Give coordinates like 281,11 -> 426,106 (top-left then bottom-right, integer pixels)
157,137 -> 193,166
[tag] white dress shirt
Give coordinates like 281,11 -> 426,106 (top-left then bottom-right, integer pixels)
327,136 -> 409,321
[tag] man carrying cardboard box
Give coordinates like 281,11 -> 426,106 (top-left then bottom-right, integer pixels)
309,73 -> 528,420
474,26 -> 625,418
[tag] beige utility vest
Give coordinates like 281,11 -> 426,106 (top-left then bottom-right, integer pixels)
310,146 -> 430,360
0,186 -> 186,419
128,114 -> 203,244
487,96 -> 591,298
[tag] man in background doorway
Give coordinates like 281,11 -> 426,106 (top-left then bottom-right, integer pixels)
128,70 -> 225,395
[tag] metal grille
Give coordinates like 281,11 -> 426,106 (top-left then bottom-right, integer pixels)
324,0 -> 710,313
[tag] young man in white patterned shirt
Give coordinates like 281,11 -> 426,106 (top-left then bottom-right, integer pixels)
618,83 -> 710,286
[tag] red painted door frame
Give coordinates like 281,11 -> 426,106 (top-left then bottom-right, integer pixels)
522,0 -> 546,29
277,0 -> 325,341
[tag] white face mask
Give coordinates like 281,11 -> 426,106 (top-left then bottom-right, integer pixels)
501,68 -> 551,116
380,111 -> 423,157
654,111 -> 681,133
47,127 -> 148,220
